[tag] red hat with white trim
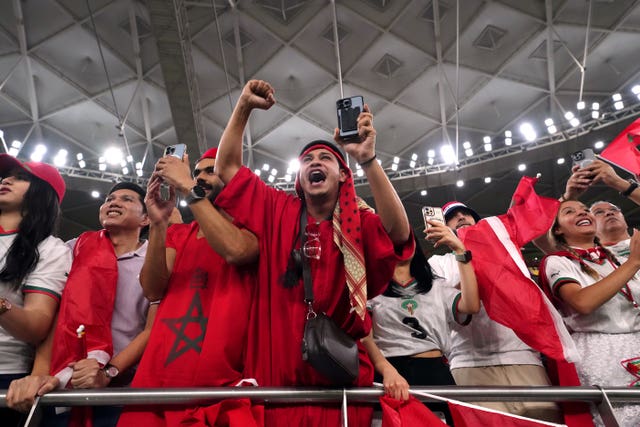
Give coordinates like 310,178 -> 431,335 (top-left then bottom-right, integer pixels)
442,201 -> 481,223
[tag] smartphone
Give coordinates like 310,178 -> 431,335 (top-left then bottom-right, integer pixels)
336,96 -> 364,140
570,148 -> 595,169
164,143 -> 187,159
422,206 -> 444,229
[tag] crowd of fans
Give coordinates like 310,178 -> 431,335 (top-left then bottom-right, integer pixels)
1,79 -> 639,427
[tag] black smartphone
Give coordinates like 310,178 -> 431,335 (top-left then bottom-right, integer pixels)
164,143 -> 187,159
336,96 -> 364,140
570,148 -> 595,169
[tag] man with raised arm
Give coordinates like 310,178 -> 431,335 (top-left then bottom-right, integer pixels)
213,79 -> 413,427
116,147 -> 260,426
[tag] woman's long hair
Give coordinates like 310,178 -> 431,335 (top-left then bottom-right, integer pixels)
0,175 -> 60,289
383,234 -> 434,297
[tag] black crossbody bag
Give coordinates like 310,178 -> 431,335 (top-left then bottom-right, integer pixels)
299,207 -> 360,385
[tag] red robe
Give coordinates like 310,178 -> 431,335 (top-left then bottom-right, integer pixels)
117,222 -> 256,426
215,166 -> 413,427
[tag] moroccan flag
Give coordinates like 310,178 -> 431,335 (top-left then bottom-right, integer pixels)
600,118 -> 640,175
457,176 -> 578,362
448,400 -> 567,427
380,396 -> 448,426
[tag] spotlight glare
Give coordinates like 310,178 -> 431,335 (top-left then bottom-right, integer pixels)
612,93 -> 622,101
456,180 -> 464,187
356,168 -> 364,177
591,111 -> 600,119
465,148 -> 473,157
569,118 -> 580,127
254,169 -> 262,176
462,141 -> 471,149
483,136 -> 491,144
484,143 -> 492,152
393,156 -> 400,164
135,162 -> 143,170
517,163 -> 526,171
262,163 -> 270,171
505,138 -> 512,146
484,177 -> 492,184
591,102 -> 600,111
126,155 -> 133,163
547,125 -> 557,134
91,191 -> 100,198
557,158 -> 565,165
136,169 -> 143,177
284,174 -> 291,182
78,160 -> 86,168
427,149 -> 435,158
288,159 -> 300,172
411,153 -> 418,161
122,167 -> 129,175
267,175 -> 275,183
427,158 -> 434,165
409,160 -> 416,168
270,168 -> 278,176
632,85 -> 640,95
440,144 -> 456,164
519,122 -> 537,142
104,147 -> 123,165
77,153 -> 84,160
99,163 -> 107,171
544,118 -> 554,127
504,130 -> 512,138
8,148 -> 19,157
594,140 -> 605,149
179,200 -> 187,207
577,101 -> 585,110
614,101 -> 624,110
391,163 -> 398,171
420,190 -> 427,196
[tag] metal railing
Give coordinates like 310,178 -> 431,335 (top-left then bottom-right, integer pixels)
2,385 -> 639,427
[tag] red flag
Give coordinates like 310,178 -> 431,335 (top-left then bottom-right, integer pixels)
380,396 -> 448,427
600,118 -> 640,175
448,401 -> 567,427
457,176 -> 578,362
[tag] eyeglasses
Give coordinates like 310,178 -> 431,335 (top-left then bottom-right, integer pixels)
591,206 -> 622,216
302,223 -> 321,260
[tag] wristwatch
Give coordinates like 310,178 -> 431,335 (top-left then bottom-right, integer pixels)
103,364 -> 119,379
0,297 -> 12,316
184,185 -> 206,205
620,179 -> 639,198
455,250 -> 472,264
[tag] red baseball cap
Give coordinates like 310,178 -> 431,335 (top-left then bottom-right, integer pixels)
197,147 -> 218,163
0,154 -> 66,203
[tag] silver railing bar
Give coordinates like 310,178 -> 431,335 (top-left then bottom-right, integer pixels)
3,386 -> 640,407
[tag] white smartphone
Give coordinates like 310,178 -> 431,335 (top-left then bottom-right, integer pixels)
422,206 -> 444,229
164,143 -> 187,159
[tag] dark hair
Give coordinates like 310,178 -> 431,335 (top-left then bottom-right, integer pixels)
383,234 -> 434,297
108,182 -> 146,213
0,175 -> 60,289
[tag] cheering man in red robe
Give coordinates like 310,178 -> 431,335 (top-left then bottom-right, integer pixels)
213,80 -> 414,427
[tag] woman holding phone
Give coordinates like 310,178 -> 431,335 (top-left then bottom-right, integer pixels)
540,199 -> 640,425
363,223 -> 479,424
0,155 -> 71,423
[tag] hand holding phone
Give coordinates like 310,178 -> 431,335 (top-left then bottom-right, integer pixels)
336,96 -> 364,141
164,143 -> 187,160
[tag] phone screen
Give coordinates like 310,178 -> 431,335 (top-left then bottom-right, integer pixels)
337,96 -> 364,140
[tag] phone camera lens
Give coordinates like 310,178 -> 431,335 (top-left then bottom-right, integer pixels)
344,100 -> 351,107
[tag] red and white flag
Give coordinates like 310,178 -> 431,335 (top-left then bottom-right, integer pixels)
448,400 -> 567,427
457,176 -> 578,363
600,118 -> 640,175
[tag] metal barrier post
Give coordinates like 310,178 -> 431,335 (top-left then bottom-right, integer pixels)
23,396 -> 42,427
594,385 -> 620,427
341,388 -> 348,427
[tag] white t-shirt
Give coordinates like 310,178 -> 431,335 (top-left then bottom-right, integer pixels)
543,254 -> 640,333
605,238 -> 630,259
368,283 -> 456,357
0,234 -> 72,374
429,253 -> 542,370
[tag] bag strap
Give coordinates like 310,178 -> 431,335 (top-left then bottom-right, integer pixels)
300,206 -> 317,318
